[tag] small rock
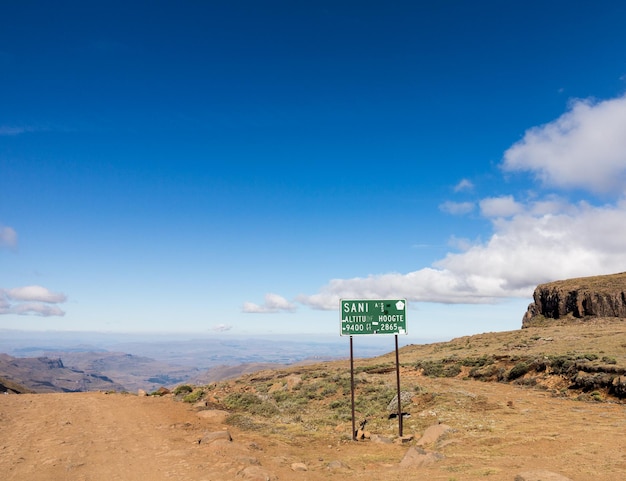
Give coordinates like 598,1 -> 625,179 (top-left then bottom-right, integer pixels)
196,409 -> 230,423
199,430 -> 232,444
371,434 -> 393,444
514,470 -> 574,481
237,465 -> 277,481
395,434 -> 414,444
326,460 -> 349,470
137,389 -> 147,397
290,462 -> 308,471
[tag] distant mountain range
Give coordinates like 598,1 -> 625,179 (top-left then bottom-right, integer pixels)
0,331 -> 410,393
0,353 -> 127,393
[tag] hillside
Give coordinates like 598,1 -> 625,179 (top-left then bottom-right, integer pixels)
0,354 -> 126,393
523,272 -> 626,326
3,321 -> 626,480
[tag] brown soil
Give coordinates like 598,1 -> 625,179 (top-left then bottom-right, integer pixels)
2,377 -> 626,481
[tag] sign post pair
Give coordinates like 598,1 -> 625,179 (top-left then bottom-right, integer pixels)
340,299 -> 407,440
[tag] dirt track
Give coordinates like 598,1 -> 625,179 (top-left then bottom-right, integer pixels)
2,380 -> 626,481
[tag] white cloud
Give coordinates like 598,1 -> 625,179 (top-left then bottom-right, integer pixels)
243,293 -> 296,313
503,94 -> 626,193
1,285 -> 67,317
11,302 -> 66,317
0,225 -> 17,248
454,178 -> 474,192
7,285 -> 67,303
211,323 -> 233,332
293,94 -> 626,310
479,195 -> 524,218
297,201 -> 626,309
439,201 -> 475,215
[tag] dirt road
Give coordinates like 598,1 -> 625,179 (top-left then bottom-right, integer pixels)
2,379 -> 626,481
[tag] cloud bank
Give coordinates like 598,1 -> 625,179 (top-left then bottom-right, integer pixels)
0,285 -> 68,317
246,93 -> 626,311
502,95 -> 626,193
243,293 -> 296,313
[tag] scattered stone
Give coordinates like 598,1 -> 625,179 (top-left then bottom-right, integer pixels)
193,400 -> 208,408
395,434 -> 414,444
387,390 -> 414,413
399,446 -> 444,468
237,465 -> 277,481
290,462 -> 308,471
514,470 -> 574,481
196,409 -> 230,423
416,423 -> 453,446
155,386 -> 170,396
371,434 -> 393,444
199,430 -> 232,444
285,374 -> 302,390
326,460 -> 349,470
137,389 -> 147,397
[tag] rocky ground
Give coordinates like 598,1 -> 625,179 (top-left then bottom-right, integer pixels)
3,320 -> 626,480
2,372 -> 626,480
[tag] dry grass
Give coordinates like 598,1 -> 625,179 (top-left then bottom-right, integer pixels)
184,318 -> 626,443
537,271 -> 626,291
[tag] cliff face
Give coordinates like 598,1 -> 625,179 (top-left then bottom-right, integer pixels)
522,272 -> 626,328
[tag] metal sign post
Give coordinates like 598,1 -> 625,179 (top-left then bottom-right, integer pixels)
341,299 -> 407,440
350,335 -> 356,441
395,334 -> 403,436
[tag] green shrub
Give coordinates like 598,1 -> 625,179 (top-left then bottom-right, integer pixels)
223,392 -> 278,417
461,355 -> 494,367
548,355 -> 575,375
183,389 -> 204,403
225,413 -> 264,430
507,362 -> 531,381
416,360 -> 461,378
173,385 -> 194,395
223,392 -> 262,410
590,391 -> 603,402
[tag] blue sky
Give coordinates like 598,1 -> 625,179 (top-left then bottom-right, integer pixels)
2,1 -> 626,340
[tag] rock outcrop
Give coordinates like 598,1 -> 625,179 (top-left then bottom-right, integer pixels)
523,272 -> 626,328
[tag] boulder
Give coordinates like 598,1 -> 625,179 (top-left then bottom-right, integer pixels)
522,272 -> 626,327
416,423 -> 453,446
399,446 -> 444,468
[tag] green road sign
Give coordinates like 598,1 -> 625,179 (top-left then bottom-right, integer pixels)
340,299 -> 407,336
